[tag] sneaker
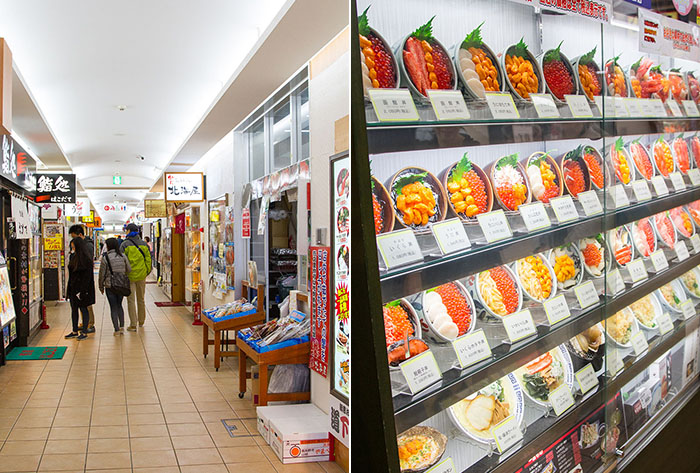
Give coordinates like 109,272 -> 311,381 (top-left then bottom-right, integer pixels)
64,332 -> 78,339
113,331 -> 120,336
86,327 -> 96,333
77,333 -> 88,340
126,326 -> 137,332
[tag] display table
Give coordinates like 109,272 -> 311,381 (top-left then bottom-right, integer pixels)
202,280 -> 265,371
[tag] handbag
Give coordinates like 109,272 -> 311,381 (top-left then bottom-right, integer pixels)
105,254 -> 131,297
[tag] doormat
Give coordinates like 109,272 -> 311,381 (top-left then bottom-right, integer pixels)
154,301 -> 183,307
145,281 -> 157,284
6,346 -> 67,360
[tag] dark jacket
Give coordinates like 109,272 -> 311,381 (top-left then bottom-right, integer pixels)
84,236 -> 95,260
67,251 -> 96,307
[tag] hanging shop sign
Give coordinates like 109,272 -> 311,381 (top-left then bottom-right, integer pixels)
242,207 -> 251,239
64,198 -> 90,217
164,172 -> 205,202
310,246 -> 330,378
102,202 -> 128,212
639,8 -> 700,60
85,216 -> 102,228
144,199 -> 167,218
1,135 -> 36,193
81,210 -> 94,223
40,203 -> 60,220
174,212 -> 186,234
35,173 -> 76,203
10,196 -> 30,239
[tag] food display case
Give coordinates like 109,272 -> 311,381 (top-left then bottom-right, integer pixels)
353,1 -> 700,472
184,205 -> 202,308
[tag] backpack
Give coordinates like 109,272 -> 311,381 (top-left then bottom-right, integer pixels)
126,239 -> 152,274
105,254 -> 131,297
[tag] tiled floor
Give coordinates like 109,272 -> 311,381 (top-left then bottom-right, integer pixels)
0,280 -> 342,473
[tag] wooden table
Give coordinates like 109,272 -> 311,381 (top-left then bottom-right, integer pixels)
237,338 -> 310,406
202,281 -> 265,371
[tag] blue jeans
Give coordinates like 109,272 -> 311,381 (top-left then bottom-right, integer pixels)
105,289 -> 125,331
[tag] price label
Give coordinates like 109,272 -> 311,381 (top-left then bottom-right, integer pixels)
486,92 -> 520,119
578,190 -> 603,216
607,268 -> 625,295
452,329 -> 492,369
550,195 -> 579,223
680,299 -> 696,320
503,309 -> 537,343
670,172 -> 686,191
650,249 -> 669,272
519,202 -> 552,232
565,94 -> 593,117
575,364 -> 599,394
399,350 -> 442,395
631,331 -> 649,356
594,95 -> 615,116
688,168 -> 700,186
613,97 -> 629,117
651,175 -> 669,196
426,457 -> 457,473
650,98 -> 669,116
477,210 -> 512,243
657,312 -> 674,335
625,98 -> 645,117
667,100 -> 683,117
531,93 -> 560,118
631,180 -> 652,201
431,218 -> 471,255
427,90 -> 471,121
627,258 -> 648,283
368,89 -> 420,122
609,185 -> 630,208
574,281 -> 599,309
640,99 -> 656,117
683,99 -> 700,117
675,240 -> 690,262
607,348 -> 624,376
376,229 -> 423,269
549,384 -> 575,416
490,415 -> 523,453
690,234 -> 700,253
543,295 -> 571,325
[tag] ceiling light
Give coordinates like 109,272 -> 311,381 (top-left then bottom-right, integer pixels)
116,105 -> 127,111
114,132 -> 126,137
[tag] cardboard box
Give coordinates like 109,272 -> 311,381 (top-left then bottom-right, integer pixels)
256,403 -> 325,444
270,415 -> 330,463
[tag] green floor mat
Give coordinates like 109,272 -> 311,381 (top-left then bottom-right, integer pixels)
6,346 -> 67,360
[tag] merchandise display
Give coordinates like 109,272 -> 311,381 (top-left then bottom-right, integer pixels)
184,206 -> 202,306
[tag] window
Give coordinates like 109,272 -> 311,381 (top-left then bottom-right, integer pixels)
272,97 -> 292,171
249,119 -> 265,180
299,87 -> 310,161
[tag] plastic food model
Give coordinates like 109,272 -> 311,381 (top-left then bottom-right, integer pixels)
516,255 -> 553,302
609,226 -> 633,266
423,282 -> 472,340
526,152 -> 560,203
577,47 -> 602,101
670,207 -> 694,238
630,295 -> 657,329
605,56 -> 627,97
383,301 -> 415,347
681,270 -> 700,298
687,72 -> 700,103
606,308 -> 634,345
477,266 -> 520,317
458,23 -> 498,98
691,135 -> 700,169
630,58 -> 669,101
579,235 -> 606,277
397,427 -> 445,472
562,149 -> 587,197
582,146 -> 605,189
659,282 -> 682,311
372,180 -> 383,235
402,17 -> 453,96
447,153 -> 488,218
610,137 -> 632,184
668,69 -> 688,102
394,171 -> 438,227
654,212 -> 676,249
632,218 -> 657,258
569,324 -> 604,359
505,38 -> 539,99
629,141 -> 654,180
492,154 -> 528,211
358,8 -> 396,95
672,136 -> 690,174
518,351 -> 564,402
451,379 -> 513,439
542,41 -> 574,101
688,201 -> 700,226
549,244 -> 581,290
653,138 -> 675,177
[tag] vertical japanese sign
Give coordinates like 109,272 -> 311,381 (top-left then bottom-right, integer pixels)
174,213 -> 186,234
18,239 -> 29,318
1,135 -> 36,193
310,246 -> 330,377
35,174 -> 76,203
241,207 -> 251,239
10,196 -> 30,239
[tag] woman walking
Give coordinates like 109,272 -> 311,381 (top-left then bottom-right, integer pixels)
98,238 -> 131,335
65,237 -> 95,340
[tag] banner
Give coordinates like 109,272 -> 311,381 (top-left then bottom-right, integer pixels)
1,135 -> 36,193
639,7 -> 700,60
144,199 -> 167,218
35,173 -> 76,203
10,196 -> 30,239
64,198 -> 90,217
164,172 -> 204,202
242,207 -> 251,239
310,246 -> 330,378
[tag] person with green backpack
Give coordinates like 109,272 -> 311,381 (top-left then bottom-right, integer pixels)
121,223 -> 152,331
98,238 -> 131,335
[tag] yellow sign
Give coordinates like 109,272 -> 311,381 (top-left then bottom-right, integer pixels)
44,236 -> 63,251
81,210 -> 94,223
210,210 -> 220,222
145,199 -> 167,218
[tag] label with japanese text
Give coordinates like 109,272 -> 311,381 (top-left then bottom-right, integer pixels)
452,330 -> 492,369
667,100 -> 683,117
503,309 -> 536,343
427,90 -> 471,121
607,268 -> 625,295
543,295 -> 571,325
485,92 -> 519,119
400,350 -> 442,395
657,312 -> 674,335
609,184 -> 630,208
650,250 -> 669,272
690,234 -> 700,253
680,299 -> 696,320
625,98 -> 644,117
550,195 -> 579,223
376,229 -> 423,269
531,93 -> 560,118
477,210 -> 512,243
425,457 -> 457,473
607,348 -> 624,376
574,281 -> 599,309
675,240 -> 690,262
575,364 -> 598,394
519,202 -> 552,232
578,190 -> 603,216
631,180 -> 652,201
368,89 -> 419,122
683,100 -> 700,117
549,384 -> 575,416
670,172 -> 686,192
631,331 -> 649,356
431,218 -> 471,255
565,94 -> 593,117
651,175 -> 669,196
688,168 -> 700,186
490,415 -> 523,454
627,259 -> 648,283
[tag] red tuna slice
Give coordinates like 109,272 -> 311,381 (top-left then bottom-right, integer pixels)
403,49 -> 426,95
405,37 -> 429,94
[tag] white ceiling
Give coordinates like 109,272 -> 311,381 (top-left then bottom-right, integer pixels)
0,0 -> 288,223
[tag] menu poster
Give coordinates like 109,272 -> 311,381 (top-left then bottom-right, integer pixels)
0,264 -> 16,326
310,246 -> 330,378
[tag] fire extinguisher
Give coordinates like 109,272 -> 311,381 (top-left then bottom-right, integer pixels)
40,304 -> 50,329
192,301 -> 202,326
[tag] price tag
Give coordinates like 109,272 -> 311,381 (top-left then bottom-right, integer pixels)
427,90 -> 471,121
575,363 -> 599,394
574,281 -> 599,309
594,95 -> 615,116
651,175 -> 669,196
452,329 -> 492,369
503,309 -> 537,343
543,295 -> 571,325
368,89 -> 420,122
490,415 -> 523,454
667,100 -> 683,117
690,234 -> 700,253
650,249 -> 669,272
477,210 -> 512,243
680,299 -> 696,320
640,99 -> 656,117
649,98 -> 668,116
631,331 -> 649,356
431,218 -> 471,255
683,99 -> 700,117
519,202 -> 552,232
627,258 -> 648,283
531,93 -> 560,118
631,180 -> 652,201
486,92 -> 520,119
625,98 -> 645,117
689,168 -> 700,186
565,94 -> 593,117
670,172 -> 686,191
549,384 -> 575,416
607,268 -> 625,295
675,240 -> 690,262
550,195 -> 579,223
376,229 -> 423,270
609,184 -> 630,209
425,457 -> 457,473
657,312 -> 674,335
613,97 -> 629,117
607,348 -> 624,376
578,190 -> 603,216
399,350 -> 442,395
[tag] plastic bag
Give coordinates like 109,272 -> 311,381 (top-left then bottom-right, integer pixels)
268,364 -> 310,393
279,296 -> 290,318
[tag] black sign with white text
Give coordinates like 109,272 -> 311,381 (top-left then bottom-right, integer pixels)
35,174 -> 76,203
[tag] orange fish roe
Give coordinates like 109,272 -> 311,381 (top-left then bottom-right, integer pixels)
582,243 -> 602,267
563,160 -> 586,197
582,150 -> 604,189
466,170 -> 488,213
373,193 -> 383,235
490,267 -> 519,314
383,303 -> 413,347
434,283 -> 472,336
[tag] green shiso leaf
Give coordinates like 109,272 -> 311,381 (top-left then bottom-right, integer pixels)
631,57 -> 642,72
385,300 -> 401,307
496,153 -> 519,170
543,41 -> 563,64
450,153 -> 473,183
579,46 -> 597,66
650,65 -> 662,74
607,55 -> 621,75
567,145 -> 583,163
411,16 -> 435,42
529,152 -> 550,167
671,67 -> 681,73
393,172 -> 428,195
512,37 -> 529,58
615,137 -> 624,153
461,22 -> 484,50
358,6 -> 370,37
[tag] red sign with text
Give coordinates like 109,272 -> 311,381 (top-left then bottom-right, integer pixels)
310,246 -> 330,377
242,207 -> 251,239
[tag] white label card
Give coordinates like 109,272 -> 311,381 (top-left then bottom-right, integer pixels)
431,219 -> 471,255
368,89 -> 420,122
690,234 -> 700,253
640,99 -> 656,117
680,299 -> 696,320
683,99 -> 700,117
631,331 -> 649,356
486,92 -> 520,119
676,240 -> 690,262
531,93 -> 560,118
688,168 -> 700,186
427,90 -> 471,121
657,312 -> 674,335
627,258 -> 648,283
650,98 -> 669,116
575,364 -> 599,394
549,384 -> 575,416
425,457 -> 457,473
574,281 -> 599,309
503,309 -> 537,343
670,172 -> 686,191
477,210 -> 512,243
519,202 -> 552,232
399,350 -> 442,395
376,229 -> 423,269
543,295 -> 571,325
550,195 -> 579,223
610,185 -> 630,208
650,249 -> 669,272
607,268 -> 625,295
490,416 -> 523,454
651,175 -> 669,196
565,94 -> 593,117
607,348 -> 624,376
667,100 -> 683,117
594,95 -> 615,116
452,329 -> 492,369
613,97 -> 629,117
631,180 -> 652,201
626,98 -> 644,117
578,190 -> 603,216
